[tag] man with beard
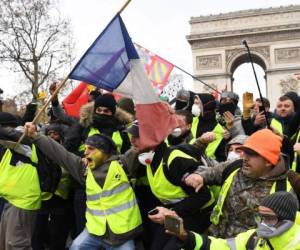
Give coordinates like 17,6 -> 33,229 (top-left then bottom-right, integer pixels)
24,122 -> 142,250
184,129 -> 297,238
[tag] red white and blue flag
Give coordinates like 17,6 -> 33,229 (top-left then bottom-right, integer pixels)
69,14 -> 179,149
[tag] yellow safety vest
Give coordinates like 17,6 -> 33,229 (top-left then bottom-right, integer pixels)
271,118 -> 283,136
78,127 -> 123,153
85,161 -> 142,236
0,146 -> 41,210
193,223 -> 300,249
191,117 -> 225,159
292,131 -> 300,171
146,149 -> 215,208
210,169 -> 295,225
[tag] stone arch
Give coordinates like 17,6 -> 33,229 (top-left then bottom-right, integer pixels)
187,5 -> 300,107
227,50 -> 268,74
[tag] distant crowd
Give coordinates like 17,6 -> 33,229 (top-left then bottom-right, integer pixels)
1,82 -> 300,250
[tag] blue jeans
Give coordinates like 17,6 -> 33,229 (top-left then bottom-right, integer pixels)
70,228 -> 135,250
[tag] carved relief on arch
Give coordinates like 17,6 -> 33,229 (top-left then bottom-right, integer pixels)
225,46 -> 270,73
279,77 -> 299,95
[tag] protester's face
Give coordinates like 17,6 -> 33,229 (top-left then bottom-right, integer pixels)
276,100 -> 294,118
241,149 -> 272,178
228,144 -> 243,155
95,106 -> 113,116
254,101 -> 269,114
220,97 -> 234,104
257,206 -> 278,227
177,115 -> 191,134
47,130 -> 61,142
84,145 -> 107,169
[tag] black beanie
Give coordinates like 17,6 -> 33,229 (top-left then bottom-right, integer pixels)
85,134 -> 117,155
198,93 -> 216,112
45,123 -> 64,139
260,191 -> 299,221
94,94 -> 117,114
0,112 -> 21,127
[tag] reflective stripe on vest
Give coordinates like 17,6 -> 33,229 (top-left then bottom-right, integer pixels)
191,117 -> 224,159
0,146 -> 41,210
271,118 -> 283,136
87,198 -> 137,216
226,238 -> 237,250
146,149 -> 215,207
79,127 -> 123,153
210,169 -> 292,225
86,161 -> 141,236
292,131 -> 300,171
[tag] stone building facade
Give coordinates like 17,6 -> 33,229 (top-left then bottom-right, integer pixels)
187,5 -> 300,107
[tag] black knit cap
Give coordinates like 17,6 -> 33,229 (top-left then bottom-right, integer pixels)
260,191 -> 299,221
85,134 -> 117,155
0,112 -> 21,127
45,123 -> 64,139
94,94 -> 117,114
198,93 -> 216,112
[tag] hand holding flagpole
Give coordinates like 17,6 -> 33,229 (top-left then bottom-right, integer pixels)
242,39 -> 270,129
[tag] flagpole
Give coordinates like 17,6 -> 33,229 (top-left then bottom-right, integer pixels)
118,0 -> 132,14
16,75 -> 69,145
134,43 -> 221,95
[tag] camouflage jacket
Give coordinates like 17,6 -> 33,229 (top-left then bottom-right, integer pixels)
199,155 -> 292,238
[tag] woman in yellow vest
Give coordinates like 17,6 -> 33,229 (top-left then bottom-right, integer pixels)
24,122 -> 142,250
167,192 -> 300,250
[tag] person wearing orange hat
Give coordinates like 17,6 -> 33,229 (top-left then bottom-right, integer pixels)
182,129 -> 296,239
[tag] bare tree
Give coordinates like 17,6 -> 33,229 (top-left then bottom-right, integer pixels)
0,0 -> 75,100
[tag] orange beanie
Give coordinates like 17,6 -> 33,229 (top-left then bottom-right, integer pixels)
240,129 -> 282,165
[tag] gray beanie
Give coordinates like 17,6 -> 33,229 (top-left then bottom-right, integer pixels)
225,135 -> 249,155
260,191 -> 299,221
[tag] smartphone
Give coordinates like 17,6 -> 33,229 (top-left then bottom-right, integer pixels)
164,215 -> 181,236
148,208 -> 159,215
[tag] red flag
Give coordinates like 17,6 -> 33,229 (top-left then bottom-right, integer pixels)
62,82 -> 90,118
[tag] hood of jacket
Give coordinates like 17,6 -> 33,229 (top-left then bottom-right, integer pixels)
79,101 -> 134,128
260,154 -> 289,181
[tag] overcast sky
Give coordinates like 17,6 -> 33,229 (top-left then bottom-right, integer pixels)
2,0 -> 300,100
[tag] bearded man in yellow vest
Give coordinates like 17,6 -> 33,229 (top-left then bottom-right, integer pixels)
24,122 -> 142,250
184,129 -> 296,238
0,112 -> 41,250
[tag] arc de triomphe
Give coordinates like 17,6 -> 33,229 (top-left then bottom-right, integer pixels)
187,5 -> 300,107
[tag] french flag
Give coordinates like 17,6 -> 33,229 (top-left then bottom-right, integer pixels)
69,14 -> 179,149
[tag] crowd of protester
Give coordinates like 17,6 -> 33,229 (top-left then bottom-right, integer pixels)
0,82 -> 300,250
